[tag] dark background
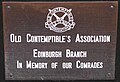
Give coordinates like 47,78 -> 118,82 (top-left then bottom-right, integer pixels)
0,0 -> 120,82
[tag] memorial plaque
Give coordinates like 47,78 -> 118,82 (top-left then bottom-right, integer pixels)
3,1 -> 118,80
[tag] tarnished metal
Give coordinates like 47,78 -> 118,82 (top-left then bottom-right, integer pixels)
3,1 -> 118,80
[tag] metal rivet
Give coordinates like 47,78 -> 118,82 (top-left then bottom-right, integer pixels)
8,73 -> 13,78
110,5 -> 114,8
107,73 -> 111,78
7,6 -> 11,9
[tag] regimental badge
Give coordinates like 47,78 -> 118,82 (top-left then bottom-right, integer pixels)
45,7 -> 75,33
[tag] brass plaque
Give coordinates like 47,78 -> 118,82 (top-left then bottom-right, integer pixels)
3,1 -> 118,80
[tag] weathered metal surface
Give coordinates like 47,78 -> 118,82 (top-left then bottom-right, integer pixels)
3,1 -> 118,80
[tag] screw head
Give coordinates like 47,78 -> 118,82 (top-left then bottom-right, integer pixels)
7,6 -> 11,9
107,73 -> 111,78
8,73 -> 13,78
110,5 -> 114,8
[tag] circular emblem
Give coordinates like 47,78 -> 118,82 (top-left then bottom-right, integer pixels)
45,7 -> 75,33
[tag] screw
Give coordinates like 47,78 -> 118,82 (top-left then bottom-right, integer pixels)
8,73 -> 13,78
110,5 -> 114,8
107,73 -> 111,78
7,6 -> 11,9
